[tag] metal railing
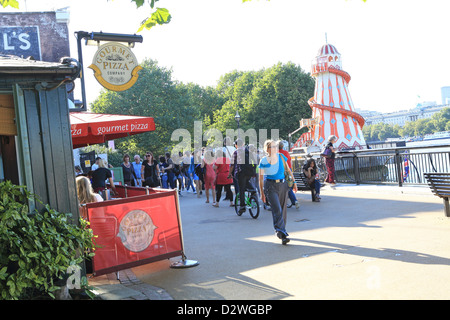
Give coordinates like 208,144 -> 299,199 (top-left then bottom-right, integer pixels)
291,144 -> 450,186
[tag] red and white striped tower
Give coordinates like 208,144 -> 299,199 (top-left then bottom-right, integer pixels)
294,43 -> 366,150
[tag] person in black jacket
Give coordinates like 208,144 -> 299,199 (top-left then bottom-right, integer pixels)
142,151 -> 160,187
121,154 -> 137,186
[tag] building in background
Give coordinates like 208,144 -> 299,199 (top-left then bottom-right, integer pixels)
441,86 -> 450,105
364,103 -> 449,127
0,8 -> 70,62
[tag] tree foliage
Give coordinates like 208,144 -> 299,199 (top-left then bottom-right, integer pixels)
211,62 -> 314,140
0,181 -> 96,300
134,0 -> 172,32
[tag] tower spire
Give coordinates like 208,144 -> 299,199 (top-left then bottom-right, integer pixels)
325,32 -> 328,44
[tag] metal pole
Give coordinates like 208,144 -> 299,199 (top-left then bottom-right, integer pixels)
353,153 -> 361,185
75,31 -> 88,111
395,149 -> 403,187
170,189 -> 199,268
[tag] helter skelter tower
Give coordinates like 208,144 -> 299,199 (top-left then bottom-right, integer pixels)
293,43 -> 366,150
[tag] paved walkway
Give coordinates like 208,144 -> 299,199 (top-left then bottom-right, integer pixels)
88,268 -> 172,300
88,183 -> 450,300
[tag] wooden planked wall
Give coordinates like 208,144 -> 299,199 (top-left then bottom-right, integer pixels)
22,86 -> 79,222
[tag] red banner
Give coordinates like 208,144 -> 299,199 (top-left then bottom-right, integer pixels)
70,112 -> 156,149
85,189 -> 183,276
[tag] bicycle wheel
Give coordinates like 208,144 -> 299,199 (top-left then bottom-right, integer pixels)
234,193 -> 243,216
248,193 -> 260,219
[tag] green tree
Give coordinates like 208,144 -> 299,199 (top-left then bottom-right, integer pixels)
399,121 -> 416,137
362,124 -> 372,141
210,62 -> 314,141
363,123 -> 401,142
414,118 -> 430,136
431,107 -> 450,131
212,70 -> 262,133
176,82 -> 225,126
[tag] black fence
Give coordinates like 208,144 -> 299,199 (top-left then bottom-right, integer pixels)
291,144 -> 450,186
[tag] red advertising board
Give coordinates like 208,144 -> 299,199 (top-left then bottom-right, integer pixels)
84,189 -> 183,276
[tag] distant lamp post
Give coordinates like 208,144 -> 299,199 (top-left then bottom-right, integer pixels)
235,110 -> 241,138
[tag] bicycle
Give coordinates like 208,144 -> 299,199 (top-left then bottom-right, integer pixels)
234,189 -> 260,219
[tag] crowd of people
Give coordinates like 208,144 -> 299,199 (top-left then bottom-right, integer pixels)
74,135 -> 338,246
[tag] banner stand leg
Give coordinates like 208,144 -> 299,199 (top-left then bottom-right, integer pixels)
170,189 -> 199,269
170,253 -> 199,269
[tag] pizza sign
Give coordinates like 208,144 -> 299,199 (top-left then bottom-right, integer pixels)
117,209 -> 157,252
88,42 -> 142,91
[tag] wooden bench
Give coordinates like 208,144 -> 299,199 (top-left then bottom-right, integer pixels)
293,171 -> 317,201
424,172 -> 450,217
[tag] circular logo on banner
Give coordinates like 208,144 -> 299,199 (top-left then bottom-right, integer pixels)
117,209 -> 157,252
88,42 -> 143,92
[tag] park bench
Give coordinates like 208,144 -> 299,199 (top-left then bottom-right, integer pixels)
424,172 -> 450,217
293,171 -> 317,201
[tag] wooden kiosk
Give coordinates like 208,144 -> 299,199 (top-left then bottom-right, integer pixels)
0,55 -> 81,220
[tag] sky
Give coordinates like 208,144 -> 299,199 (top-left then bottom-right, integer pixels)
6,0 -> 450,114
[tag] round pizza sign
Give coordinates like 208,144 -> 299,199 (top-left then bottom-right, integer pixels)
117,209 -> 157,252
88,42 -> 142,91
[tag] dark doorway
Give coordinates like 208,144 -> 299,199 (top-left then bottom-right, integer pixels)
0,135 -> 19,185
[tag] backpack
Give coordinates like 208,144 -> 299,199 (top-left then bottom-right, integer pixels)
241,146 -> 257,177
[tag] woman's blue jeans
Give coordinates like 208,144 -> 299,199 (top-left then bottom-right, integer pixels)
185,172 -> 196,191
288,187 -> 297,205
313,179 -> 321,195
161,174 -> 168,188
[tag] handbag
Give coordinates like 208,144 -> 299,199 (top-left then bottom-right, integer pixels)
321,146 -> 332,158
281,156 -> 294,188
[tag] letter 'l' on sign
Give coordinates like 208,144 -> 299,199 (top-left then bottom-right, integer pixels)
88,42 -> 142,91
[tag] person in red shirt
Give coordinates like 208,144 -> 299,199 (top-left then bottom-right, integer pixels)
278,142 -> 299,209
202,148 -> 217,205
213,150 -> 234,207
